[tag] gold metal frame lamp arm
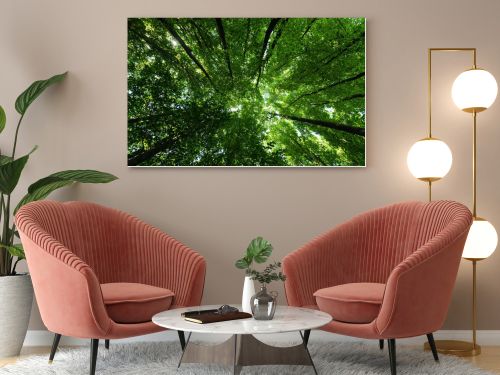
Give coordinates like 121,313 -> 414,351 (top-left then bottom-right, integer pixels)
422,48 -> 476,203
422,47 -> 482,357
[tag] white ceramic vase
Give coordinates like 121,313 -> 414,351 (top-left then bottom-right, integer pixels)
0,274 -> 34,358
241,275 -> 255,313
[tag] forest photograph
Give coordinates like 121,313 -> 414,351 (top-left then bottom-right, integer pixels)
128,18 -> 365,167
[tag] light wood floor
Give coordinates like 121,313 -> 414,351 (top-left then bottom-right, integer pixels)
2,345 -> 500,372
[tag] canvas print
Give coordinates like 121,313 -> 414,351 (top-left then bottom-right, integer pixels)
128,18 -> 365,166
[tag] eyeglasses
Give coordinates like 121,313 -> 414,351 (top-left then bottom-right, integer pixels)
216,305 -> 239,315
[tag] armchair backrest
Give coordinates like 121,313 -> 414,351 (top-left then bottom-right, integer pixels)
16,200 -> 207,336
340,201 -> 422,284
16,200 -> 133,284
283,200 -> 472,308
345,200 -> 469,284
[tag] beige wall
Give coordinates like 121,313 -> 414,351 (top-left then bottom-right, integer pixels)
1,0 -> 500,331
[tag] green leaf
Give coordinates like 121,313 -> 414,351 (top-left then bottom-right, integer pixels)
14,169 -> 117,214
0,244 -> 25,259
246,237 -> 273,264
28,170 -> 117,193
15,72 -> 67,115
16,180 -> 73,213
0,105 -> 5,134
235,258 -> 250,269
0,155 -> 13,166
0,149 -> 36,194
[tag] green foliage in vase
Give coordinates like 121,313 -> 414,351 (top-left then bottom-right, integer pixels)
0,72 -> 118,276
235,237 -> 286,284
248,261 -> 286,285
128,18 -> 365,166
235,237 -> 273,274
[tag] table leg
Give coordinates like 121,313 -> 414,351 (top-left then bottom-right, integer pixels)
179,334 -> 237,367
233,335 -> 241,375
177,332 -> 192,368
178,332 -> 317,373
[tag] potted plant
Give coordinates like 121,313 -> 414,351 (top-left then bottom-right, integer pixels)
235,237 -> 286,319
235,237 -> 273,313
0,72 -> 117,358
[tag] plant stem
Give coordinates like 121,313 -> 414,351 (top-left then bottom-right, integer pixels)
2,194 -> 11,274
11,114 -> 24,159
11,258 -> 21,275
2,113 -> 24,276
0,194 -> 4,275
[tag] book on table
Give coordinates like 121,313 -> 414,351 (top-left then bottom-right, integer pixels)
182,309 -> 252,324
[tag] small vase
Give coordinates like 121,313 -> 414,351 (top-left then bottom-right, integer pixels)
250,285 -> 278,320
241,276 -> 255,313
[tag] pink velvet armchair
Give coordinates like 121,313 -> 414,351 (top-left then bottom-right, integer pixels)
283,200 -> 472,375
16,200 -> 206,375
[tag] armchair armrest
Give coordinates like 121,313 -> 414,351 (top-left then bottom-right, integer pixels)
376,227 -> 470,338
17,230 -> 111,339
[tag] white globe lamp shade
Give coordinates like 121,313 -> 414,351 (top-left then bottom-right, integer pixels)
452,69 -> 498,113
462,218 -> 498,259
407,138 -> 453,181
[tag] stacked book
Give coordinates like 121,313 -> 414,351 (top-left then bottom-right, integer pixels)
182,308 -> 252,324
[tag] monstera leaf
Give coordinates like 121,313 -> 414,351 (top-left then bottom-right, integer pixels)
235,236 -> 274,270
246,236 -> 273,263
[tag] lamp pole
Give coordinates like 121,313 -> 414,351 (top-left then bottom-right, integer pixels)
424,48 -> 476,202
423,47 -> 484,357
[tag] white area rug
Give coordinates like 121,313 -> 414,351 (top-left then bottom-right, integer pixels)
0,341 -> 494,374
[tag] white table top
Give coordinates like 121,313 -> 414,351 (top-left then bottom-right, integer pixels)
152,305 -> 332,335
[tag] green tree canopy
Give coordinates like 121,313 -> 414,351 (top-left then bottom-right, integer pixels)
128,18 -> 365,166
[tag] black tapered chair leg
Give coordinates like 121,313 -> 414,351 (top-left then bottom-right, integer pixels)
105,339 -> 110,350
388,339 -> 396,375
379,339 -> 384,350
90,339 -> 99,375
48,333 -> 62,363
177,330 -> 186,350
303,329 -> 311,347
426,333 -> 439,362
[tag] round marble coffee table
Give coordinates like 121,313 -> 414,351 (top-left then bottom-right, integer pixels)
153,305 -> 331,374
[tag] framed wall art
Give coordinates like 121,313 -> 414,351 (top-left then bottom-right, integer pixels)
128,18 -> 365,167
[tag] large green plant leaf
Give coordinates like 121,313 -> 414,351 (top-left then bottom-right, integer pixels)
15,169 -> 118,213
28,170 -> 117,193
245,237 -> 273,264
0,105 -> 5,134
15,72 -> 67,115
0,147 -> 37,194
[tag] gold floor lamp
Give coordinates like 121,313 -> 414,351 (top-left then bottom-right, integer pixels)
407,48 -> 498,356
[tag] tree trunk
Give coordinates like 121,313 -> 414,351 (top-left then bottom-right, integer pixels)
301,19 -> 317,38
128,136 -> 176,166
160,19 -> 215,88
291,71 -> 365,105
129,26 -> 201,88
269,112 -> 365,136
215,18 -> 233,79
255,18 -> 280,88
323,32 -> 365,65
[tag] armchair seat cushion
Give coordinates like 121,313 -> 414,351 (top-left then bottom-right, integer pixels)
101,283 -> 174,324
314,283 -> 385,324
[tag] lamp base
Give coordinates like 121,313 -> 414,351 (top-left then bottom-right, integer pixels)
423,340 -> 481,357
